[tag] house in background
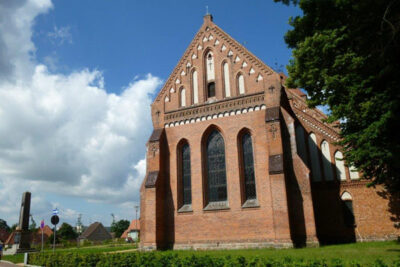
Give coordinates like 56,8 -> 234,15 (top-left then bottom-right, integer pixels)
121,219 -> 140,242
78,222 -> 112,243
0,228 -> 10,243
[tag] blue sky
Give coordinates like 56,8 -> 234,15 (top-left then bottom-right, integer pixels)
0,0 -> 301,228
33,0 -> 301,94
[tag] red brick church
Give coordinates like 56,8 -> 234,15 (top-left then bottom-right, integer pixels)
139,14 -> 399,250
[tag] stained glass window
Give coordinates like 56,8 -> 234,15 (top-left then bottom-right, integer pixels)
181,143 -> 191,205
242,133 -> 256,200
206,130 -> 227,202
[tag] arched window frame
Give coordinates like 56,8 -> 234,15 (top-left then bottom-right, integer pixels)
191,69 -> 199,104
201,126 -> 229,210
237,129 -> 259,208
341,191 -> 355,228
308,132 -> 322,182
334,150 -> 347,181
295,123 -> 309,165
179,87 -> 186,107
204,49 -> 216,100
237,72 -> 245,95
321,140 -> 334,181
222,60 -> 231,98
177,139 -> 192,212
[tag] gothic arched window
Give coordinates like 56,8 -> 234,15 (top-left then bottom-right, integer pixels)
295,124 -> 308,165
238,74 -> 245,94
341,192 -> 355,227
308,133 -> 321,182
334,151 -> 346,181
192,70 -> 199,104
321,140 -> 333,181
206,130 -> 227,203
223,62 -> 231,97
181,143 -> 192,205
240,132 -> 256,201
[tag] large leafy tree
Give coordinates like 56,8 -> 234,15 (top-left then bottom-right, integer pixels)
57,223 -> 78,241
0,219 -> 10,233
276,0 -> 400,191
111,219 -> 130,238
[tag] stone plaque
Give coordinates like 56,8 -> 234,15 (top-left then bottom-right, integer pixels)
265,107 -> 280,122
269,154 -> 284,174
145,171 -> 159,188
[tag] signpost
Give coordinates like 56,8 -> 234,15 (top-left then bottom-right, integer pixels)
51,208 -> 59,253
40,219 -> 44,252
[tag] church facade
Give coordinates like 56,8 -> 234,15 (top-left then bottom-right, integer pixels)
139,15 -> 399,250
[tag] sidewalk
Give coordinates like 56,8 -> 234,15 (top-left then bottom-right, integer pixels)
0,260 -> 21,267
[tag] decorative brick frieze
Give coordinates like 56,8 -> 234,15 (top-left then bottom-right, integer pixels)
164,92 -> 266,127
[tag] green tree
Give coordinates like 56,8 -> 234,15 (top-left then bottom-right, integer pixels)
275,0 -> 400,191
57,223 -> 78,241
0,219 -> 10,233
111,219 -> 129,238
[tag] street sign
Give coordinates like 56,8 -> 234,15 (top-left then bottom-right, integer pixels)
40,219 -> 44,229
51,215 -> 59,225
52,208 -> 59,215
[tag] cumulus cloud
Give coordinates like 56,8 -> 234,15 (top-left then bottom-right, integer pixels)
0,0 -> 161,225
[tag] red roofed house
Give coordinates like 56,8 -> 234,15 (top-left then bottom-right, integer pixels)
121,219 -> 140,241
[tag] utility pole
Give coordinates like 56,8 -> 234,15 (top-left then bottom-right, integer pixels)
134,206 -> 139,242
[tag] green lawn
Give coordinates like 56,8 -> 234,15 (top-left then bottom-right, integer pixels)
3,241 -> 399,265
166,241 -> 400,265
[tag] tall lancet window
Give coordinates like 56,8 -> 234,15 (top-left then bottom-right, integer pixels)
308,133 -> 321,181
192,70 -> 199,104
321,140 -> 333,181
180,88 -> 186,107
223,62 -> 231,97
335,151 -> 347,181
205,52 -> 216,98
238,74 -> 245,94
240,132 -> 256,201
181,143 -> 192,205
206,130 -> 227,203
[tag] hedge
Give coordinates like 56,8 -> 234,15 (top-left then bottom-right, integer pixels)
28,252 -> 400,267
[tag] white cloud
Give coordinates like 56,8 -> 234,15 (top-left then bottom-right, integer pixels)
0,0 -> 161,225
47,25 -> 73,45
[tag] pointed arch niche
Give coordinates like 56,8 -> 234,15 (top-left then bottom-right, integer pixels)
334,151 -> 346,181
204,50 -> 216,99
341,191 -> 355,227
237,73 -> 245,95
308,133 -> 321,182
192,70 -> 199,104
222,61 -> 231,98
179,87 -> 186,107
321,140 -> 333,181
295,124 -> 308,165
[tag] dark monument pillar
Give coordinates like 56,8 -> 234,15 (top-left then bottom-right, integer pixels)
16,192 -> 34,253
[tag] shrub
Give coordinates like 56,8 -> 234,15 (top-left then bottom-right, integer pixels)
28,252 -> 399,267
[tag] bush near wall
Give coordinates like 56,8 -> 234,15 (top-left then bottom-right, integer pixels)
28,252 -> 400,267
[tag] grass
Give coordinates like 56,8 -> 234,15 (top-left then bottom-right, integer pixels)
2,241 -> 399,265
166,241 -> 400,265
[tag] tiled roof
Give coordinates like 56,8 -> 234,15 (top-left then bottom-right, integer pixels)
121,219 -> 140,239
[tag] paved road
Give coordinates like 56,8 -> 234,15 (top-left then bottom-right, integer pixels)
0,260 -> 20,267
